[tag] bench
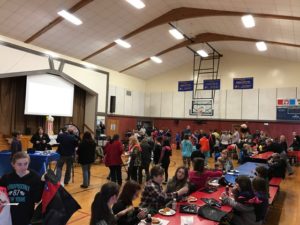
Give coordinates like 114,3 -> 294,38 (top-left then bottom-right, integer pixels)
288,151 -> 300,165
269,186 -> 279,205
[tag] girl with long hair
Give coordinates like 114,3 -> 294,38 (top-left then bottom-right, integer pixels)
77,131 -> 96,188
128,136 -> 141,182
166,166 -> 189,194
90,182 -> 120,225
112,181 -> 145,225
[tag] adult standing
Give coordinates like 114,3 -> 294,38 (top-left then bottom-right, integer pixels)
30,127 -> 50,150
56,128 -> 78,185
77,131 -> 96,188
231,128 -> 240,145
220,131 -> 231,149
158,139 -> 172,184
104,134 -> 123,185
139,138 -> 152,184
278,135 -> 293,175
153,136 -> 163,165
181,135 -> 193,168
128,136 -> 142,182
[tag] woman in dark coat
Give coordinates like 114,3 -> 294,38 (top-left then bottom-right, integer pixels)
30,127 -> 50,150
77,131 -> 96,188
158,139 -> 172,184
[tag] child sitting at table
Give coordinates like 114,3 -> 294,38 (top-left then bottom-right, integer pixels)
189,158 -> 222,190
252,177 -> 269,223
268,153 -> 286,179
217,149 -> 234,172
191,143 -> 205,162
0,151 -> 44,225
221,175 -> 261,225
112,181 -> 146,225
255,166 -> 269,197
139,165 -> 188,214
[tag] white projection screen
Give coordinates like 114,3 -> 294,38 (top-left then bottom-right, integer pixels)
24,74 -> 74,117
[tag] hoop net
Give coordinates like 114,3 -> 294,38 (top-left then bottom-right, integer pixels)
197,108 -> 204,116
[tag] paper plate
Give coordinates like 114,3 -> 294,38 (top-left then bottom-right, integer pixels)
158,208 -> 176,216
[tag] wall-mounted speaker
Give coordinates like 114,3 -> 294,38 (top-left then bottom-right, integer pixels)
110,96 -> 116,113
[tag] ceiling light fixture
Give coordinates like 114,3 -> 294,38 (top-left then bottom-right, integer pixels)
126,0 -> 145,9
256,41 -> 267,51
57,10 -> 82,25
150,56 -> 162,63
169,29 -> 184,40
114,39 -> 131,48
241,15 -> 255,28
197,49 -> 209,57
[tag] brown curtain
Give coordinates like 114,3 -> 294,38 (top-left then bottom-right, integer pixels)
0,76 -> 86,135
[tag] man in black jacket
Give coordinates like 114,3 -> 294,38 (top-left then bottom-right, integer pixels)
55,128 -> 78,185
138,138 -> 152,184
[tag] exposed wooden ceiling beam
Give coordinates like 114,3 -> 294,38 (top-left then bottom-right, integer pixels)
24,0 -> 94,43
83,7 -> 300,60
119,32 -> 300,73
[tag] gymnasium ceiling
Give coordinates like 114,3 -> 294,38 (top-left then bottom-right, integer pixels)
0,0 -> 300,79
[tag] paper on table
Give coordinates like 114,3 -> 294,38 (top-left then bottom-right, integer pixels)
159,218 -> 169,225
180,216 -> 194,225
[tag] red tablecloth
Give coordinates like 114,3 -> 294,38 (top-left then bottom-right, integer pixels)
155,187 -> 232,225
251,151 -> 273,160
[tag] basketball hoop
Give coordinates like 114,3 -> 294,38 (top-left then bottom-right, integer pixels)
197,108 -> 204,116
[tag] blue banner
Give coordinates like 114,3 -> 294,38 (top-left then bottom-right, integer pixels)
203,79 -> 220,90
277,106 -> 300,121
233,77 -> 253,89
178,80 -> 194,91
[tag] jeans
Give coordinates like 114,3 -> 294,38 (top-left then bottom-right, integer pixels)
161,161 -> 170,182
81,164 -> 91,186
203,151 -> 210,166
138,162 -> 150,184
280,151 -> 293,174
182,156 -> 191,168
56,156 -> 73,184
129,165 -> 139,182
109,165 -> 122,185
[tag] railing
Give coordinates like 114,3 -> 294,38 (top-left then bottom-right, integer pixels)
83,124 -> 95,135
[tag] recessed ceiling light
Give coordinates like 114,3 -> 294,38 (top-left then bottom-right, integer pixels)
57,10 -> 82,25
150,56 -> 162,63
44,51 -> 59,58
114,39 -> 131,48
241,15 -> 255,28
126,0 -> 145,9
169,29 -> 184,40
197,50 -> 209,57
256,41 -> 267,51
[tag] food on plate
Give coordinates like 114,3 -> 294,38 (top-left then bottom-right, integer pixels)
187,196 -> 197,202
151,217 -> 160,224
163,207 -> 171,213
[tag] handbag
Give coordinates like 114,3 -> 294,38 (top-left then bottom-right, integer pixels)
197,204 -> 228,222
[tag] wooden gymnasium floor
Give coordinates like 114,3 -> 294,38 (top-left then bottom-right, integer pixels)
62,149 -> 300,225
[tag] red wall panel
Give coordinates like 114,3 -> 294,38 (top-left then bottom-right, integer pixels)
106,115 -> 300,145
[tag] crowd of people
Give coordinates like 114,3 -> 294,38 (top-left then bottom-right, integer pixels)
1,123 -> 299,225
